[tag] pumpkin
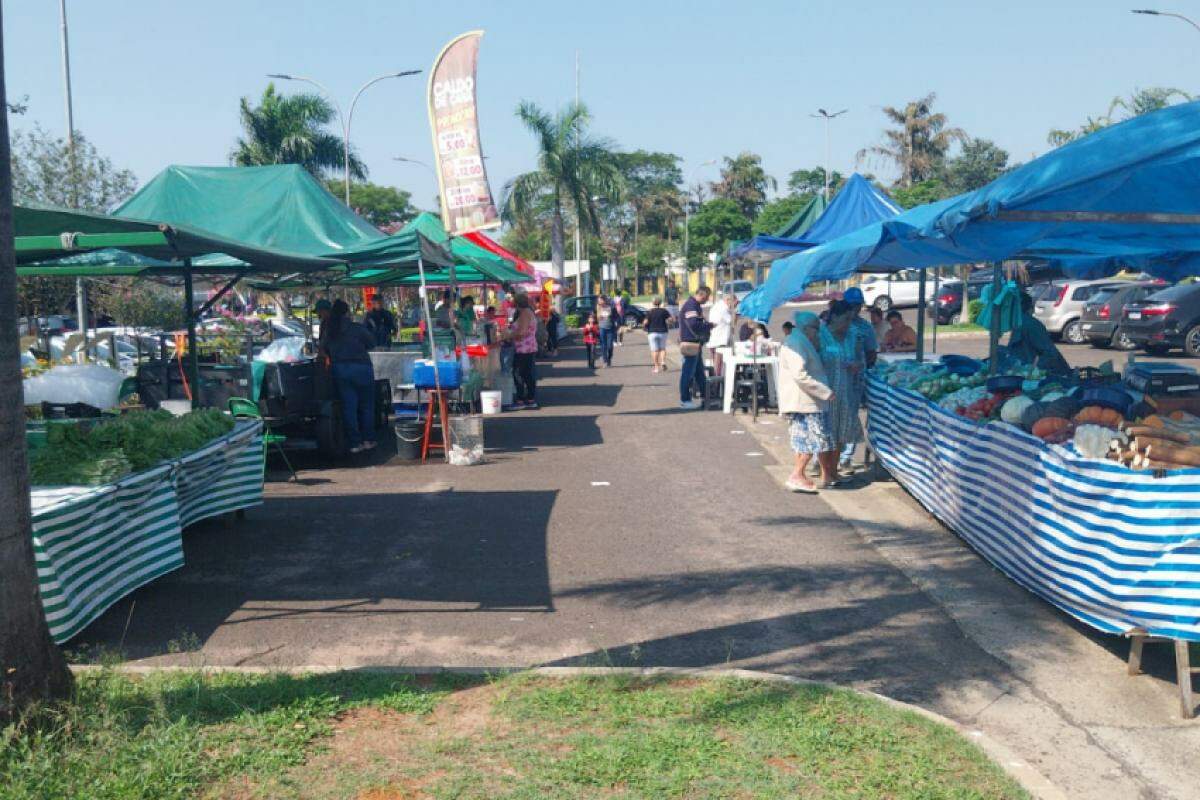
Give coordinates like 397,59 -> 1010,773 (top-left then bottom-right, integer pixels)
1074,406 -> 1123,428
1001,395 -> 1035,426
1032,417 -> 1073,441
1020,401 -> 1048,432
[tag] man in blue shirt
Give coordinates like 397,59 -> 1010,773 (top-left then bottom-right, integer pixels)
678,286 -> 712,409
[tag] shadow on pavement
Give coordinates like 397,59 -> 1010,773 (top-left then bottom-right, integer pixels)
75,488 -> 559,660
483,414 -> 605,452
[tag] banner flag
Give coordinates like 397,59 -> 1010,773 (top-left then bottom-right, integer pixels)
427,30 -> 500,235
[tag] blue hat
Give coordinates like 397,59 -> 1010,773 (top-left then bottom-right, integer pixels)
843,287 -> 865,305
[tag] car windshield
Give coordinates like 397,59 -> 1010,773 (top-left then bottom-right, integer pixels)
1144,283 -> 1200,303
1088,288 -> 1118,305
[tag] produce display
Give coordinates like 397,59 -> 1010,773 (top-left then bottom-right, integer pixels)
875,356 -> 1200,473
29,409 -> 235,486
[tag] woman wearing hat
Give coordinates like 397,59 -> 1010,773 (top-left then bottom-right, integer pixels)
778,310 -> 836,492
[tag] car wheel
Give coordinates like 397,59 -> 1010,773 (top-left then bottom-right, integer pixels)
950,313 -> 963,326
873,296 -> 892,313
1112,329 -> 1137,351
1185,325 -> 1200,358
1062,319 -> 1086,345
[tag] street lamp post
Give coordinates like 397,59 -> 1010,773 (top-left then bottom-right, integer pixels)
268,70 -> 421,206
811,108 -> 848,202
683,159 -> 716,287
1132,8 -> 1200,34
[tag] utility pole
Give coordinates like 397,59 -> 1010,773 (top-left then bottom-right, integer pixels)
59,0 -> 87,361
574,51 -> 584,297
811,108 -> 847,202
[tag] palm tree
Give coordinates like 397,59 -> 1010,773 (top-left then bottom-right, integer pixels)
0,12 -> 74,721
1046,87 -> 1191,148
503,101 -> 623,302
859,93 -> 965,188
712,152 -> 776,219
232,84 -> 366,180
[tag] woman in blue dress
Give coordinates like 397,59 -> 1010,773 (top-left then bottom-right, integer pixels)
819,300 -> 864,482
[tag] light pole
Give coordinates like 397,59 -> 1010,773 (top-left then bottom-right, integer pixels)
59,0 -> 89,360
683,159 -> 716,286
811,108 -> 848,202
268,70 -> 421,206
393,156 -> 439,207
1132,8 -> 1200,34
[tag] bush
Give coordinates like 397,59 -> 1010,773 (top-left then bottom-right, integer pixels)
564,313 -> 583,329
967,299 -> 985,324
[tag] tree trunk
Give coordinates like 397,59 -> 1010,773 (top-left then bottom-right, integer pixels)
550,200 -> 565,311
0,5 -> 74,724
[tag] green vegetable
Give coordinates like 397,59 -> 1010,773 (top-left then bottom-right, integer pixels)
29,409 -> 236,486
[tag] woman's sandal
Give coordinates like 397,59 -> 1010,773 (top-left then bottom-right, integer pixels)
785,478 -> 819,494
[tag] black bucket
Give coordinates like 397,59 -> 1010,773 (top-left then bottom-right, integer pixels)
394,418 -> 424,460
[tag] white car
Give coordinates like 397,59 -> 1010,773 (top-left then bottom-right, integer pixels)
858,270 -> 927,312
720,280 -> 755,303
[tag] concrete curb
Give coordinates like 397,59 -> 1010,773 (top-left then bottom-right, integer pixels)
71,663 -> 1060,799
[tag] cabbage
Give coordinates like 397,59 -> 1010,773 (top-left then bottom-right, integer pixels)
1001,395 -> 1035,426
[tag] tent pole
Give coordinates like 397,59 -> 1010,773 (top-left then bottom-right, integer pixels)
931,268 -> 940,355
987,262 -> 1002,376
183,259 -> 200,405
915,268 -> 927,361
417,256 -> 449,463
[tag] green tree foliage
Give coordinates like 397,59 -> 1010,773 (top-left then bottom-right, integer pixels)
1047,87 -> 1191,147
943,138 -> 1010,193
91,280 -> 185,330
711,152 -> 776,219
859,93 -> 965,188
325,180 -> 417,230
232,84 -> 365,180
752,195 -> 811,236
615,150 -> 683,238
503,101 -> 623,293
687,198 -> 751,268
500,223 -> 551,261
891,179 -> 949,209
788,166 -> 843,197
10,124 -> 137,212
11,124 -> 139,317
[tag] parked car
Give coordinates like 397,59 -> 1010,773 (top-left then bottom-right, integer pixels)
1033,278 -> 1127,344
719,280 -> 755,303
563,295 -> 646,328
965,263 -> 1063,300
858,270 -> 927,312
1121,282 -> 1200,356
1080,281 -> 1165,350
925,280 -> 964,325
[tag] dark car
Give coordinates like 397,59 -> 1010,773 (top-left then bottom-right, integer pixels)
965,264 -> 1063,300
1121,282 -> 1200,357
562,295 -> 646,328
1080,281 -> 1165,350
925,280 -> 964,325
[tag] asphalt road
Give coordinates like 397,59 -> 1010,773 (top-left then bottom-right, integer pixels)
82,335 -> 1013,709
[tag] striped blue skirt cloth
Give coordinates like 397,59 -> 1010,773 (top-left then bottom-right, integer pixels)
867,373 -> 1200,642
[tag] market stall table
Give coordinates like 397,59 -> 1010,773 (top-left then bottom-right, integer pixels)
30,420 -> 264,643
715,346 -> 779,414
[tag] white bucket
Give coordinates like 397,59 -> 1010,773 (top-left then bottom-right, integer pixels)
480,390 -> 502,415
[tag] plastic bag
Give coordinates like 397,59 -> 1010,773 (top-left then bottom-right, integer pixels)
255,336 -> 307,363
22,364 -> 125,409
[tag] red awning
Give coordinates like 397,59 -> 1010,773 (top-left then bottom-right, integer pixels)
461,231 -> 535,276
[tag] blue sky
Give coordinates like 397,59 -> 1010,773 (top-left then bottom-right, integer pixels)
3,0 -> 1196,211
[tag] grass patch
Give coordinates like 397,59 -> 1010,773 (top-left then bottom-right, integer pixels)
934,322 -> 985,333
1,671 -> 1027,799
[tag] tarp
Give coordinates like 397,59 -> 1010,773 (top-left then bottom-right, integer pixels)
773,192 -> 829,239
793,173 -> 901,246
727,195 -> 831,266
399,213 -> 529,283
461,230 -> 536,276
14,203 -> 343,275
740,100 -> 1200,321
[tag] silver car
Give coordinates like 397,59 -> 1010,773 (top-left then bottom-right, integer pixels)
1034,278 -> 1127,344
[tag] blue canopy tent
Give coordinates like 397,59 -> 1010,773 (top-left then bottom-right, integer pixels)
728,193 -> 830,267
739,100 -> 1200,367
791,173 -> 902,247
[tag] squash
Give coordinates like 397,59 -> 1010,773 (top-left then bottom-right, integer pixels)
1074,406 -> 1123,428
1032,416 -> 1073,441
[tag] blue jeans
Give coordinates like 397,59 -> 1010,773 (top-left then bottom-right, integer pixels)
332,360 -> 376,449
599,328 -> 616,365
679,352 -> 706,403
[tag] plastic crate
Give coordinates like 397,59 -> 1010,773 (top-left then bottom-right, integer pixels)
413,361 -> 462,389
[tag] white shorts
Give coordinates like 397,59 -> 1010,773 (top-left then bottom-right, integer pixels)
647,332 -> 668,352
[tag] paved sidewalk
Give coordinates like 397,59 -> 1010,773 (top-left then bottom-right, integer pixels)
78,332 -> 1197,798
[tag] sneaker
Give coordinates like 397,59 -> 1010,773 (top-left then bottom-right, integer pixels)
526,401 -> 540,410
363,441 -> 378,451
679,399 -> 702,410
512,401 -> 528,410
652,367 -> 660,373
348,444 -> 365,454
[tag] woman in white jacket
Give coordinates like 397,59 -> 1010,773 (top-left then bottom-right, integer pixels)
706,293 -> 736,375
777,310 -> 836,492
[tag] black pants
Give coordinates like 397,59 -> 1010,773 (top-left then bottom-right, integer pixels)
513,352 -> 537,403
585,342 -> 596,368
547,325 -> 559,352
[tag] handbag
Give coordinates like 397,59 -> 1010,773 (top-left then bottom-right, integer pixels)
679,341 -> 702,357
